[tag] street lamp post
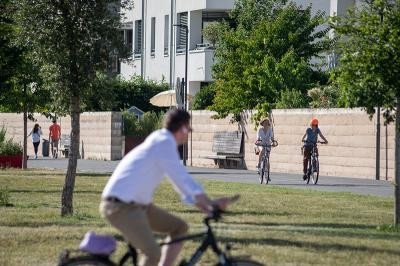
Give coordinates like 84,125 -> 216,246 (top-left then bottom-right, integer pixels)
173,23 -> 189,166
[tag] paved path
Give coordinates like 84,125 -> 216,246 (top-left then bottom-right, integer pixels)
28,158 -> 393,198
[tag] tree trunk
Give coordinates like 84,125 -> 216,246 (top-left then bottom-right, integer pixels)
22,109 -> 27,169
22,85 -> 27,169
395,99 -> 400,224
61,95 -> 80,216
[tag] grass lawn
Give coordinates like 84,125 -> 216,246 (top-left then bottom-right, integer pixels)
0,169 -> 399,266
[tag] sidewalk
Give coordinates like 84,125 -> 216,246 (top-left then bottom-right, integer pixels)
28,158 -> 393,198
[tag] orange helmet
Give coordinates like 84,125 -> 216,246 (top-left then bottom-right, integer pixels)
311,118 -> 319,126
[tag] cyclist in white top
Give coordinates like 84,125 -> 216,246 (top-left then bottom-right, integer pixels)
101,109 -> 235,266
255,117 -> 274,172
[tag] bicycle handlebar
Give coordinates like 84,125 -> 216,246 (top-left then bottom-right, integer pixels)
255,140 -> 279,147
303,140 -> 327,145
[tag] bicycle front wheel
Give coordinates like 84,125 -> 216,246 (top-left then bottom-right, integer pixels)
59,256 -> 115,266
229,259 -> 264,266
265,159 -> 270,184
259,161 -> 264,184
311,158 -> 319,185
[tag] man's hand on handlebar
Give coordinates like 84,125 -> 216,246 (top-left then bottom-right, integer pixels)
213,194 -> 240,210
318,141 -> 328,144
195,194 -> 239,215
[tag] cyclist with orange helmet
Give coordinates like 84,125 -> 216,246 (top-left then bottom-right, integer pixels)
301,118 -> 328,180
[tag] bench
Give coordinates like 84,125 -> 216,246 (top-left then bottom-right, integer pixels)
203,131 -> 244,169
59,134 -> 70,158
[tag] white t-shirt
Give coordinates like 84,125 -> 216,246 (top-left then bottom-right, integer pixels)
257,127 -> 274,146
102,129 -> 204,205
28,128 -> 42,143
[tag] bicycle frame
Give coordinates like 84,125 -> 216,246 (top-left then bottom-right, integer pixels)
118,218 -> 228,266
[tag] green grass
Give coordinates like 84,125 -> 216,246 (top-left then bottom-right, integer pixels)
0,169 -> 399,266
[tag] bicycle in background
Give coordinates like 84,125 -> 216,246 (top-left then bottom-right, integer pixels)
303,141 -> 326,185
255,140 -> 278,185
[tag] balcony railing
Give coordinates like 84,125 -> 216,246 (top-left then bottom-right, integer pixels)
176,44 -> 186,54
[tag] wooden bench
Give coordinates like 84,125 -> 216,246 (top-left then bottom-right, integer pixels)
203,131 -> 244,168
59,134 -> 70,158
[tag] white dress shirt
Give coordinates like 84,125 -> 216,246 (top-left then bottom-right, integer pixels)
102,129 -> 204,205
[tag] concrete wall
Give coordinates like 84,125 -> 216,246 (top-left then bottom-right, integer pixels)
189,109 -> 395,181
0,112 -> 123,161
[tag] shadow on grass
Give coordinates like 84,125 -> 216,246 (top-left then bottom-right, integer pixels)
176,209 -> 293,217
9,189 -> 101,194
228,220 -> 376,230
219,236 -> 400,256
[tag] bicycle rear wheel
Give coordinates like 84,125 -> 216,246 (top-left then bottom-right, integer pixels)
59,256 -> 114,266
311,158 -> 319,185
229,259 -> 264,265
304,160 -> 311,185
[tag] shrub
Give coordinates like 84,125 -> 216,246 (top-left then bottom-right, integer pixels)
123,111 -> 163,137
0,126 -> 23,156
308,84 -> 340,109
192,85 -> 216,110
0,126 -> 6,144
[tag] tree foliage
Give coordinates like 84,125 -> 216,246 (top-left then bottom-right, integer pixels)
210,1 -> 330,118
332,0 -> 400,118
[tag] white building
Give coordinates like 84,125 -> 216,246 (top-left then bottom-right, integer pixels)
119,0 -> 358,95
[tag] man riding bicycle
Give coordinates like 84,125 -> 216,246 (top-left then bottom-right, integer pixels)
100,109 -> 233,266
301,118 -> 328,180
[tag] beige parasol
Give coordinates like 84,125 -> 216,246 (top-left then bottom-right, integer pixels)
150,90 -> 193,107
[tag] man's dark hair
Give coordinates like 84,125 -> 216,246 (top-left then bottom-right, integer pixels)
163,108 -> 191,133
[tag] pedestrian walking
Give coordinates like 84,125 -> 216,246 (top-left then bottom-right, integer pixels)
49,119 -> 61,159
27,123 -> 42,159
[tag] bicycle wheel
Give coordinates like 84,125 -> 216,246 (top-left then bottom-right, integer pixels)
259,160 -> 264,184
59,256 -> 114,266
265,159 -> 270,184
229,259 -> 264,265
304,160 -> 311,185
311,157 -> 319,185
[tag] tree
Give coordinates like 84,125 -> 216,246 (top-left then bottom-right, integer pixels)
1,0 -> 50,169
332,0 -> 400,224
192,84 -> 216,110
210,1 -> 330,118
14,0 -> 131,216
84,74 -> 168,112
202,22 -> 229,48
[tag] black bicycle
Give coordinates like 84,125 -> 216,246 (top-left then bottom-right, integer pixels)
303,141 -> 326,185
58,208 -> 263,266
255,140 -> 278,185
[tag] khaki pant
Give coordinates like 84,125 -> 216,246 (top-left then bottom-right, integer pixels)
100,200 -> 188,266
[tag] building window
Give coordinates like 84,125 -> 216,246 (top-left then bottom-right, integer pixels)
125,29 -> 133,54
176,12 -> 188,53
134,20 -> 142,58
164,15 -> 169,56
150,17 -> 156,57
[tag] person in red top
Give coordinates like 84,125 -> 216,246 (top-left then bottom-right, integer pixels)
49,119 -> 61,159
